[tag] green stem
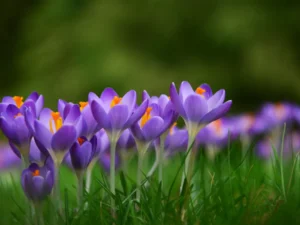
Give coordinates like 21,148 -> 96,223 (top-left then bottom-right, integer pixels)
280,123 -> 287,202
76,171 -> 84,208
109,137 -> 117,211
136,143 -> 148,202
53,162 -> 62,216
158,136 -> 165,185
180,135 -> 195,193
34,202 -> 44,225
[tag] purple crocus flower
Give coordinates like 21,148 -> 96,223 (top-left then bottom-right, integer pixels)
164,125 -> 188,157
21,159 -> 54,202
117,129 -> 136,151
0,92 -> 43,115
131,100 -> 175,144
0,93 -> 44,157
58,100 -> 100,140
90,88 -> 148,140
32,103 -> 83,165
0,144 -> 21,170
69,136 -> 97,171
170,81 -> 232,139
29,138 -> 49,164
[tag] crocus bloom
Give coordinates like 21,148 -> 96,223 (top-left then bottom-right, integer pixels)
170,81 -> 232,139
0,144 -> 21,170
58,100 -> 100,140
32,104 -> 83,165
90,88 -> 148,140
70,136 -> 97,171
21,159 -> 54,202
131,100 -> 175,144
164,125 -> 188,157
0,93 -> 44,157
116,129 -> 136,151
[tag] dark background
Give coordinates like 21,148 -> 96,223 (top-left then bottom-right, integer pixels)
1,0 -> 300,114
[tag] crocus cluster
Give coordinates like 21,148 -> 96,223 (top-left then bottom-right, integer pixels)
0,81 -> 232,207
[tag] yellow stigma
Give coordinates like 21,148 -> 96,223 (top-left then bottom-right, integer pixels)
141,107 -> 152,127
32,169 -> 40,177
195,87 -> 206,96
79,101 -> 88,111
13,96 -> 24,108
110,96 -> 122,108
212,119 -> 222,135
77,137 -> 85,146
169,122 -> 177,135
49,112 -> 63,133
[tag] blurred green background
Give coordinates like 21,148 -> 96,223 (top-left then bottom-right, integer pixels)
1,0 -> 300,113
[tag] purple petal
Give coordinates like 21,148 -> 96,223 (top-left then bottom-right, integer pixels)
200,100 -> 232,125
207,89 -> 225,110
91,101 -> 110,129
100,88 -> 118,106
120,90 -> 136,114
0,117 -> 14,140
39,108 -> 52,127
58,99 -> 67,116
9,141 -> 21,158
70,142 -> 92,170
142,90 -> 151,101
131,123 -> 144,141
169,83 -> 186,118
51,125 -> 77,152
32,176 -> 46,199
21,101 -> 37,118
108,104 -> 129,131
6,104 -> 20,119
34,120 -> 53,150
29,138 -> 49,163
88,92 -> 99,102
179,81 -> 194,102
183,94 -> 208,122
64,105 -> 81,124
142,116 -> 165,141
27,92 -> 39,101
123,99 -> 149,128
199,83 -> 213,99
35,95 -> 44,116
2,96 -> 14,104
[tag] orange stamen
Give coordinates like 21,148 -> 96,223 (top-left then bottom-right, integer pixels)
141,107 -> 152,127
13,96 -> 24,108
78,137 -> 85,146
110,96 -> 122,108
275,103 -> 285,119
32,169 -> 40,177
14,112 -> 22,118
195,87 -> 206,96
49,112 -> 63,133
169,122 -> 177,135
79,101 -> 88,111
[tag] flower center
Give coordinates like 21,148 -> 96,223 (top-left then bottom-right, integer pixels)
13,96 -> 24,108
110,96 -> 122,108
77,137 -> 86,146
49,112 -> 63,133
141,107 -> 152,127
32,169 -> 40,177
169,122 -> 177,135
274,103 -> 285,119
79,101 -> 88,111
195,87 -> 206,96
212,119 -> 222,135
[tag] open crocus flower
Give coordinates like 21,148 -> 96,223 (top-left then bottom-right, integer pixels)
90,88 -> 148,140
0,92 -> 44,116
196,118 -> 238,148
131,101 -> 175,145
58,100 -> 100,140
32,104 -> 83,165
170,81 -> 232,139
21,159 -> 54,202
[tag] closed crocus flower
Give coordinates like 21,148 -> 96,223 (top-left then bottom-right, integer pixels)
117,129 -> 136,151
32,103 -> 83,165
0,93 -> 44,159
170,81 -> 232,139
90,88 -> 148,140
21,159 -> 54,202
70,136 -> 97,172
164,125 -> 188,157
